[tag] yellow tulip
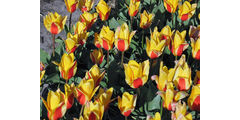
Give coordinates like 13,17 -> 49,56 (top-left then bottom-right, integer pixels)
140,10 -> 154,29
128,0 -> 140,17
79,0 -> 94,12
168,30 -> 188,56
178,1 -> 197,21
43,12 -> 67,35
80,12 -> 98,30
188,85 -> 200,111
189,25 -> 200,41
124,60 -> 150,88
118,92 -> 137,117
146,27 -> 166,59
90,49 -> 105,65
82,101 -> 104,120
96,0 -> 111,21
64,83 -> 75,109
172,101 -> 192,120
74,21 -> 89,45
65,33 -> 79,53
53,53 -> 77,81
173,55 -> 192,91
85,64 -> 105,87
189,25 -> 200,60
96,26 -> 115,51
95,87 -> 114,110
94,33 -> 101,48
152,61 -> 176,91
41,89 -> 67,120
40,70 -> 45,85
160,25 -> 172,46
163,0 -> 179,13
115,22 -> 136,52
148,112 -> 161,120
40,62 -> 45,71
74,79 -> 99,105
64,0 -> 78,13
194,70 -> 200,85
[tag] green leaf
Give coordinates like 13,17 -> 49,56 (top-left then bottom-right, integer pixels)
45,73 -> 65,84
40,49 -> 50,64
163,47 -> 171,55
109,17 -> 120,29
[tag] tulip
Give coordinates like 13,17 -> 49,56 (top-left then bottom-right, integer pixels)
96,0 -> 111,21
79,0 -> 94,12
189,25 -> 200,41
152,61 -> 176,91
80,12 -> 98,30
90,49 -> 105,65
82,101 -> 104,120
140,10 -> 154,29
146,27 -> 166,59
168,30 -> 188,56
64,0 -> 78,13
96,26 -> 115,51
53,53 -> 77,81
65,33 -> 79,53
124,60 -> 150,88
85,64 -> 105,87
40,62 -> 45,71
160,25 -> 172,46
94,33 -> 102,48
178,1 -> 197,21
41,89 -> 67,120
188,85 -> 200,111
64,83 -> 75,109
118,92 -> 137,117
74,21 -> 89,44
194,70 -> 200,85
147,112 -> 161,120
172,55 -> 192,91
74,79 -> 99,105
40,70 -> 45,85
128,0 -> 140,17
95,87 -> 114,110
172,101 -> 192,120
163,0 -> 179,13
189,26 -> 200,60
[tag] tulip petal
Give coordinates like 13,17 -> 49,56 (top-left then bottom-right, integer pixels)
133,78 -> 143,88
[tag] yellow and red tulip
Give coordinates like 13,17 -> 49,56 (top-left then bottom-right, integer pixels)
168,30 -> 188,56
95,87 -> 114,110
74,79 -> 99,105
43,12 -> 67,35
160,25 -> 172,46
82,101 -> 104,120
115,22 -> 136,52
188,85 -> 200,111
124,60 -> 150,88
118,92 -> 137,117
90,49 -> 105,65
96,0 -> 111,21
53,53 -> 77,81
96,26 -> 115,51
65,33 -> 79,53
85,64 -> 105,87
128,0 -> 140,17
94,33 -> 102,48
79,0 -> 94,12
178,1 -> 197,21
172,101 -> 192,120
40,70 -> 45,85
194,70 -> 200,85
40,62 -> 45,71
74,21 -> 89,45
64,0 -> 79,13
80,12 -> 98,30
163,0 -> 179,13
41,89 -> 67,120
147,112 -> 161,120
189,25 -> 200,60
64,83 -> 75,109
140,10 -> 154,29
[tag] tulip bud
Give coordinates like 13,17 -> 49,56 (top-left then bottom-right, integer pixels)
169,30 -> 188,56
163,0 -> 179,13
82,101 -> 104,120
178,1 -> 197,21
96,26 -> 115,51
79,0 -> 94,12
118,92 -> 137,117
64,0 -> 79,13
96,0 -> 111,21
80,12 -> 98,30
128,0 -> 140,17
188,85 -> 200,111
140,10 -> 154,29
90,49 -> 105,65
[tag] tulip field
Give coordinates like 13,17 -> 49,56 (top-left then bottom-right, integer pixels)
40,0 -> 200,120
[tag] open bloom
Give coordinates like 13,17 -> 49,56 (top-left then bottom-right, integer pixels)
96,0 -> 111,21
178,1 -> 197,21
128,0 -> 140,17
96,26 -> 115,51
74,79 -> 99,105
41,89 -> 67,120
82,101 -> 104,120
64,83 -> 75,109
173,55 -> 192,91
146,27 -> 167,59
172,101 -> 192,120
163,0 -> 179,13
65,33 -> 79,53
90,49 -> 105,65
85,64 -> 105,87
79,0 -> 94,12
161,25 -> 172,46
115,22 -> 136,52
124,60 -> 150,88
43,12 -> 67,35
168,30 -> 188,56
118,92 -> 137,117
95,87 -> 114,110
94,33 -> 102,48
80,12 -> 98,30
64,0 -> 78,13
140,10 -> 154,29
189,26 -> 200,60
188,85 -> 200,111
147,112 -> 161,120
74,21 -> 89,44
53,53 -> 77,81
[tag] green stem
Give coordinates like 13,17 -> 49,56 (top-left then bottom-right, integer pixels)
69,13 -> 72,32
142,30 -> 144,49
107,50 -> 110,68
52,34 -> 55,57
130,16 -> 133,31
137,88 -> 141,97
160,98 -> 163,118
125,116 -> 127,120
175,55 -> 177,61
121,51 -> 124,67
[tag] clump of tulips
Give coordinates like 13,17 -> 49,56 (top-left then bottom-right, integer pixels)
40,0 -> 200,119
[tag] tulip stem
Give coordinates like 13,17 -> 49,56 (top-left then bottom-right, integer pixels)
121,51 -> 124,67
69,13 -> 72,32
125,116 -> 128,120
172,13 -> 174,29
130,16 -> 133,31
137,88 -> 140,97
160,98 -> 163,118
107,50 -> 110,68
52,34 -> 55,57
79,104 -> 84,118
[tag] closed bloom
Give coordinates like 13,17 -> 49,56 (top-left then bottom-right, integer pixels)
172,101 -> 192,120
140,10 -> 154,29
124,60 -> 150,88
147,112 -> 161,120
96,26 -> 115,51
80,12 -> 98,30
173,55 -> 192,91
118,92 -> 137,117
115,23 -> 136,52
178,1 -> 197,21
188,85 -> 200,111
64,0 -> 78,13
65,33 -> 79,53
90,49 -> 105,65
41,89 -> 67,120
189,25 -> 200,60
74,79 -> 99,105
85,64 -> 105,87
43,12 -> 67,35
53,53 -> 77,81
95,87 -> 114,110
79,0 -> 94,12
64,83 -> 75,109
128,0 -> 140,17
96,0 -> 111,21
164,0 -> 179,13
169,30 -> 188,56
82,101 -> 104,120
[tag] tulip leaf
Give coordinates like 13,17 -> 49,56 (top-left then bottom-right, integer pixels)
45,73 -> 65,84
109,17 -> 120,29
163,47 -> 171,55
40,49 -> 50,64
